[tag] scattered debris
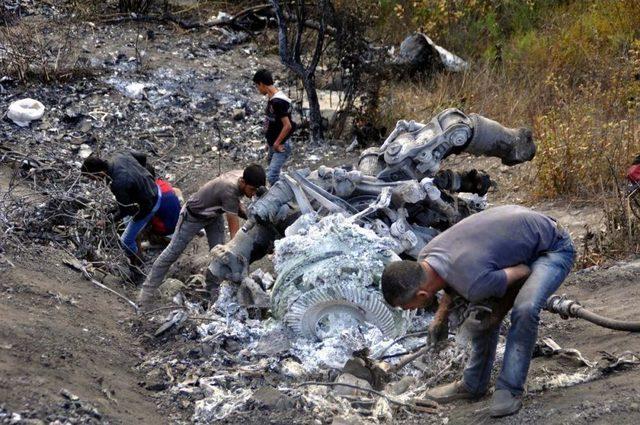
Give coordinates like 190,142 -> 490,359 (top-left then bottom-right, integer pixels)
529,340 -> 640,392
395,33 -> 468,74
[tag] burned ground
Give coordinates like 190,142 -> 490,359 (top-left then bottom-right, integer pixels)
1,2 -> 639,425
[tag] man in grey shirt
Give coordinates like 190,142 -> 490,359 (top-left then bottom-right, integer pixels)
381,205 -> 575,417
138,164 -> 266,310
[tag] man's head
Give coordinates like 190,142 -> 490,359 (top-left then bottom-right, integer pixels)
252,68 -> 274,95
239,163 -> 266,198
81,156 -> 109,180
381,260 -> 437,310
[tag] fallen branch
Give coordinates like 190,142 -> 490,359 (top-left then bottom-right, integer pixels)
64,259 -> 138,311
296,381 -> 438,413
98,4 -> 336,35
388,345 -> 433,374
375,330 -> 429,359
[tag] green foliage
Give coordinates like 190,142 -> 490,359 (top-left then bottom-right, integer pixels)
370,0 -> 640,261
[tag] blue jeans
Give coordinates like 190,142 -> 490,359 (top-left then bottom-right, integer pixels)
267,141 -> 291,186
462,231 -> 575,396
120,186 -> 162,256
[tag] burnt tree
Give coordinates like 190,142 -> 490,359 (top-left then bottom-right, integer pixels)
271,0 -> 328,144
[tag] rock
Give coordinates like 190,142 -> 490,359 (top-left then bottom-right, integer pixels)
332,373 -> 372,397
372,397 -> 392,422
281,359 -> 306,379
144,368 -> 168,391
342,357 -> 373,385
158,278 -> 185,301
238,276 -> 270,308
385,376 -> 416,395
250,386 -> 294,410
254,329 -> 291,356
232,108 -> 246,120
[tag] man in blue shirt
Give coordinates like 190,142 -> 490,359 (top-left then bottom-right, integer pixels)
381,205 -> 575,417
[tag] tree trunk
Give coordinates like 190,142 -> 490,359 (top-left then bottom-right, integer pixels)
301,73 -> 323,144
271,0 -> 325,144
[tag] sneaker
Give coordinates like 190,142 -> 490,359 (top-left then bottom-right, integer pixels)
425,381 -> 482,404
490,389 -> 522,417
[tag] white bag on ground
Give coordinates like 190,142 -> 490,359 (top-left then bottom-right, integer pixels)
7,98 -> 45,127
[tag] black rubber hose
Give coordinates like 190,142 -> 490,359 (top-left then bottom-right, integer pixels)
546,295 -> 640,332
573,307 -> 640,332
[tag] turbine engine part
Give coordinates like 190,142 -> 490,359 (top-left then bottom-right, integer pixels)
467,114 -> 535,166
359,108 -> 535,181
271,214 -> 412,340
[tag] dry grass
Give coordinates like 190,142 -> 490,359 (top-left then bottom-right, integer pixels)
372,0 -> 640,261
0,20 -> 96,84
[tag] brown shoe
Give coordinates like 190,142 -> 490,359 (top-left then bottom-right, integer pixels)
424,381 -> 482,404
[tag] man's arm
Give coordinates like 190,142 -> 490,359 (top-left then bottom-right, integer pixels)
273,116 -> 292,152
237,203 -> 248,220
485,264 -> 531,328
428,292 -> 453,347
468,264 -> 531,303
504,264 -> 531,286
226,213 -> 240,239
110,180 -> 138,221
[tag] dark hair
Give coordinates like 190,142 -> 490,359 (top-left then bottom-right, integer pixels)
252,68 -> 274,86
81,156 -> 108,174
243,163 -> 266,187
381,260 -> 426,306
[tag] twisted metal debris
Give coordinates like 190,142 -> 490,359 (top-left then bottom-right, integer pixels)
207,108 -> 536,338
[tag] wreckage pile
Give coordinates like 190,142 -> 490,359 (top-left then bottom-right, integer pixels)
271,214 -> 412,339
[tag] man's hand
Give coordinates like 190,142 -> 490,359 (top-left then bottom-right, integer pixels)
273,143 -> 285,153
427,292 -> 453,348
427,318 -> 449,349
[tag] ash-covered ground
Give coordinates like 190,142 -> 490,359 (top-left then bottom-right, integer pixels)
1,3 -> 639,425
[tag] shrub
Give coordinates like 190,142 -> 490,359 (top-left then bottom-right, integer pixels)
119,0 -> 155,14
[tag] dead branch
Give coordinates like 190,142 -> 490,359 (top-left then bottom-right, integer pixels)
63,259 -> 138,310
296,381 -> 438,413
388,345 -> 433,373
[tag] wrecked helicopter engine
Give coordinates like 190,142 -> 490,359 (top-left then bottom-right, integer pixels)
207,108 -> 536,339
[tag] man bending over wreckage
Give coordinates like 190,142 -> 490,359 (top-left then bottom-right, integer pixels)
381,205 -> 575,417
137,164 -> 266,311
81,152 -> 167,282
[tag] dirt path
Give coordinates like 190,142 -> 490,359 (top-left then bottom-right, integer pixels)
0,246 -> 174,424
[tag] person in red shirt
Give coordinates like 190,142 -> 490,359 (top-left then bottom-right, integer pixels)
627,154 -> 640,186
146,167 -> 182,243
